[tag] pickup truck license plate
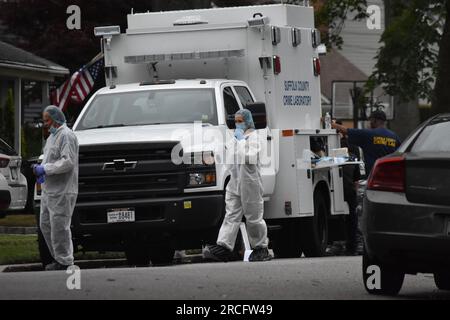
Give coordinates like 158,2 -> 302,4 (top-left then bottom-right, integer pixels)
107,208 -> 135,223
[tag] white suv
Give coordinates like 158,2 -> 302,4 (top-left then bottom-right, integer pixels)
0,138 -> 27,213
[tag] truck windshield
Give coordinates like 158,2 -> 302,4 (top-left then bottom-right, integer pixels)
75,88 -> 218,130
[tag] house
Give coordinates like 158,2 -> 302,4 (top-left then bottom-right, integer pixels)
0,40 -> 69,156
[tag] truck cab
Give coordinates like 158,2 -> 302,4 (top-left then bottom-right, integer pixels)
70,79 -> 276,265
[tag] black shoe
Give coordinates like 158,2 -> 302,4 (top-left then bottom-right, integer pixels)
45,261 -> 70,271
249,247 -> 272,262
203,245 -> 234,262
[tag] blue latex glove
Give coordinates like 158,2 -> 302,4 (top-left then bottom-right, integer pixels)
234,128 -> 245,141
36,175 -> 45,184
33,164 -> 45,176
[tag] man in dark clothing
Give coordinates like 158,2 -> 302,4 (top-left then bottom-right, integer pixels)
325,122 -> 362,256
340,136 -> 361,255
331,110 -> 401,175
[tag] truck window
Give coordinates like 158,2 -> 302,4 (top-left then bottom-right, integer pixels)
234,86 -> 254,107
223,86 -> 240,124
76,89 -> 218,130
0,138 -> 16,156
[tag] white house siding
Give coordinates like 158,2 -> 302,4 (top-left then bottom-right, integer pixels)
339,0 -> 385,77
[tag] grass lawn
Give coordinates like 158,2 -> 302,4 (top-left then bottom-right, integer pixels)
0,214 -> 37,227
0,234 -> 41,265
0,234 -> 125,265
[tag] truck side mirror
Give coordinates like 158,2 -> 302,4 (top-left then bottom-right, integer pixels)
226,115 -> 236,129
246,102 -> 267,129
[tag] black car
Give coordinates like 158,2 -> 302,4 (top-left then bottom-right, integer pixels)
362,113 -> 450,295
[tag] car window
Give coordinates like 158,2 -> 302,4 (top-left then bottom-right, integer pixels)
234,86 -> 254,107
0,138 -> 16,156
410,116 -> 450,152
397,121 -> 426,153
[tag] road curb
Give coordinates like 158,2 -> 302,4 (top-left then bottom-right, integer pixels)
0,226 -> 37,235
1,254 -> 208,273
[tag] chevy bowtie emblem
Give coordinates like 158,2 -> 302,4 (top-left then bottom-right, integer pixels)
102,159 -> 137,172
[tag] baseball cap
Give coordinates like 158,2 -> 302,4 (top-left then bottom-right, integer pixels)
368,110 -> 387,121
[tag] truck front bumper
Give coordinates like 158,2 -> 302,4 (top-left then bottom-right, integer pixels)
71,192 -> 224,236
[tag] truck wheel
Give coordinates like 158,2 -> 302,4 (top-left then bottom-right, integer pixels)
300,191 -> 329,257
362,248 -> 404,296
434,272 -> 450,290
124,241 -> 151,267
34,206 -> 53,268
271,222 -> 302,258
149,244 -> 175,266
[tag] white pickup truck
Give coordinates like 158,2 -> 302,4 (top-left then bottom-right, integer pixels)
35,3 -> 357,266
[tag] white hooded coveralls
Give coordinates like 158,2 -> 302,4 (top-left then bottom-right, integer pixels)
216,130 -> 268,251
40,124 -> 79,266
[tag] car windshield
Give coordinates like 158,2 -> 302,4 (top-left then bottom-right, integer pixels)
0,138 -> 16,156
410,115 -> 450,153
75,88 -> 218,131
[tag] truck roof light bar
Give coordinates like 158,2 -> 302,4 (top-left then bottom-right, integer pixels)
124,49 -> 245,64
140,80 -> 176,86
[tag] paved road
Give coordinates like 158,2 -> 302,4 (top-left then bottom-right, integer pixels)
0,256 -> 449,300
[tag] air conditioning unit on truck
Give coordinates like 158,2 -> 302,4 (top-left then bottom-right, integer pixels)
35,3 -> 359,266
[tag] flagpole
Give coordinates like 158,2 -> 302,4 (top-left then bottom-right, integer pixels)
84,52 -> 104,69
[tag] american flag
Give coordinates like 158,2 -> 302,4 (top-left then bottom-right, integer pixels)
52,54 -> 104,111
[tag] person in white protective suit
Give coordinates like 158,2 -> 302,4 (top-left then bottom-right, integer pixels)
203,109 -> 272,262
32,105 -> 79,271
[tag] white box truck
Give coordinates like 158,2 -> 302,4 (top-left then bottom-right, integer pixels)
36,3 -> 359,266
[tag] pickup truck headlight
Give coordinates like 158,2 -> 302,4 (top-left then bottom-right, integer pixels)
189,151 -> 215,166
187,172 -> 216,187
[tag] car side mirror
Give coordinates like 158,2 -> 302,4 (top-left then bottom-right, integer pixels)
245,102 -> 267,129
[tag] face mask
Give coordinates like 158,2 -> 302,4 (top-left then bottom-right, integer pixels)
49,126 -> 57,135
235,123 -> 247,131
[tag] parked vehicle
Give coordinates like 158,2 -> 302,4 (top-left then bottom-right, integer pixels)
362,113 -> 450,295
0,138 -> 28,214
0,173 -> 11,217
35,4 -> 361,266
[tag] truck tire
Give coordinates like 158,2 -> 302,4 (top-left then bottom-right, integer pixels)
434,272 -> 450,290
300,191 -> 329,257
124,241 -> 151,267
362,248 -> 404,296
271,221 -> 302,258
34,206 -> 53,268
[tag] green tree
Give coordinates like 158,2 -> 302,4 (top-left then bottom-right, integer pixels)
369,0 -> 450,115
291,0 -> 449,116
0,0 -> 210,73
